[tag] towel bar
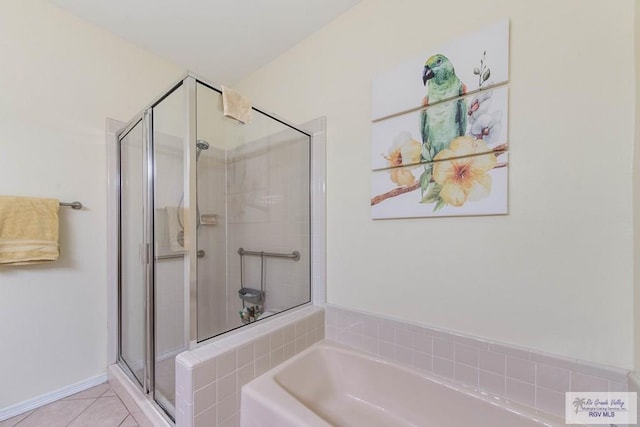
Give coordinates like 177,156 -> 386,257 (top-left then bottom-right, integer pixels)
60,201 -> 83,210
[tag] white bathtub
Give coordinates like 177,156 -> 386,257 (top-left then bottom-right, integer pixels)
241,340 -> 564,427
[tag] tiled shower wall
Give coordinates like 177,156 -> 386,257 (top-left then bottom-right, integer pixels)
175,306 -> 324,427
196,146 -> 229,340
325,305 -> 630,419
196,127 -> 312,340
225,133 -> 311,324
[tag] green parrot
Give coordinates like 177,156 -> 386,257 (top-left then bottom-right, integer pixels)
420,54 -> 467,161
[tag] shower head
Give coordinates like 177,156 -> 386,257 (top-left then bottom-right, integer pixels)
196,140 -> 210,151
196,140 -> 210,160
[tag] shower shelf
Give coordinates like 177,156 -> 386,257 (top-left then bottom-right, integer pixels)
238,288 -> 264,304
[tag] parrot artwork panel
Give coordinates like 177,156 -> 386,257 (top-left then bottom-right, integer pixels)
370,20 -> 510,219
371,87 -> 508,171
371,152 -> 508,219
371,20 -> 509,121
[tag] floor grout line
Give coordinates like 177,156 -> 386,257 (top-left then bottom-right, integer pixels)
99,385 -> 115,399
64,396 -> 100,426
113,388 -> 141,426
117,414 -> 138,427
62,397 -> 100,401
111,413 -> 130,427
65,390 -> 133,427
11,409 -> 34,427
8,384 -> 143,427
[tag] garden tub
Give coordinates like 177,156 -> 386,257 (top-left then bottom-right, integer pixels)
241,340 -> 563,427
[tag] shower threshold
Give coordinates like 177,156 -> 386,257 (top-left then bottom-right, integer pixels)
108,364 -> 173,426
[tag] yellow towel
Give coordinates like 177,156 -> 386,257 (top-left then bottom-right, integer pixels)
221,85 -> 253,124
0,196 -> 60,265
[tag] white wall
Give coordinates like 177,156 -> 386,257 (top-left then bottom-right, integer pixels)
237,0 -> 636,369
0,0 -> 183,409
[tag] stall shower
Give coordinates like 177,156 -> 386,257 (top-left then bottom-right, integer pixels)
116,74 -> 311,421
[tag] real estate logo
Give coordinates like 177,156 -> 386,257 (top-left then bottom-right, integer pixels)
565,392 -> 637,425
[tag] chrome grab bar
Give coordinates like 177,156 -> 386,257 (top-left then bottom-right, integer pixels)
156,249 -> 205,260
237,248 -> 300,261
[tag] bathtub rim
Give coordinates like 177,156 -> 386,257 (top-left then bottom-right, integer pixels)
242,338 -> 567,427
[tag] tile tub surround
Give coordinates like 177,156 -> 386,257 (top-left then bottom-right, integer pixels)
325,305 -> 630,419
242,340 -> 565,427
175,306 -> 324,427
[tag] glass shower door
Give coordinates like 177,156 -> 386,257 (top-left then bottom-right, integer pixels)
118,81 -> 189,422
152,84 -> 187,419
119,120 -> 146,387
118,83 -> 187,421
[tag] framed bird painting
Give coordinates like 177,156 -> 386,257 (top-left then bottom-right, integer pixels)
370,20 -> 510,219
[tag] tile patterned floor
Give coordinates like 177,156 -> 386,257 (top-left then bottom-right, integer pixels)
0,383 -> 150,427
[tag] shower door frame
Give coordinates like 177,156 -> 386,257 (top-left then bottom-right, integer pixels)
114,73 -> 315,422
115,76 -> 191,423
184,77 -> 198,351
116,108 -> 156,397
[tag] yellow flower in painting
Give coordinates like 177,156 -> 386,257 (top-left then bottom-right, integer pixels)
385,132 -> 422,186
432,136 -> 496,207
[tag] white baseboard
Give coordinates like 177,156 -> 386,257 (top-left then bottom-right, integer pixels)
0,373 -> 108,422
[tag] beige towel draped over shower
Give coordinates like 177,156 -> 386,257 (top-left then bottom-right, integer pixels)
222,85 -> 253,124
0,196 -> 60,265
